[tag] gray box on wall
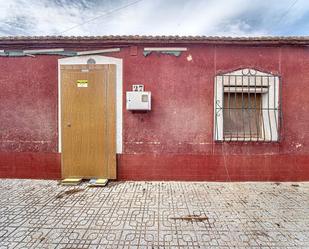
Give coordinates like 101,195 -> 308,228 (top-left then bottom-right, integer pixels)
126,91 -> 151,111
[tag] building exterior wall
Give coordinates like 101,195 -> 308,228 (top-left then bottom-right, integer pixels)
1,43 -> 309,180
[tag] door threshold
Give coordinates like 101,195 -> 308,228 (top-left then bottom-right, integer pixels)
88,178 -> 108,187
61,178 -> 82,186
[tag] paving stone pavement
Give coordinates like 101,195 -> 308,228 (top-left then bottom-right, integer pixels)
0,179 -> 308,249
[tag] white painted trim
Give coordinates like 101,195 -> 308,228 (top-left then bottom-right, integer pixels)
76,48 -> 120,55
58,55 -> 123,153
144,47 -> 187,51
261,76 -> 279,141
214,76 -> 223,140
24,48 -> 64,53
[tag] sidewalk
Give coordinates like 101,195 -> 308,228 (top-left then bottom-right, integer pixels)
0,179 -> 308,248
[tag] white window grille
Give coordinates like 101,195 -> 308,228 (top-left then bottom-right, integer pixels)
214,68 -> 281,142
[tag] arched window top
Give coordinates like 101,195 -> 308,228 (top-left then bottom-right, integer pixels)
217,68 -> 278,77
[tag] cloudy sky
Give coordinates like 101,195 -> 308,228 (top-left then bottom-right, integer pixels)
0,0 -> 308,37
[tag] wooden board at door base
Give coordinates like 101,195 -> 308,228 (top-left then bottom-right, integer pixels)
60,64 -> 116,179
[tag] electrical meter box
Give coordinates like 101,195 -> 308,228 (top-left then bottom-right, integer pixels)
126,91 -> 151,111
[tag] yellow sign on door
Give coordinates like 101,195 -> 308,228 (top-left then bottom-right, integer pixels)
77,79 -> 88,88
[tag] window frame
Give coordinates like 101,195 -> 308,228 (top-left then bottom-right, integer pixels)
214,68 -> 280,142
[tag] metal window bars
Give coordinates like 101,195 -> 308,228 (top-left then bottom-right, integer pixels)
214,69 -> 282,142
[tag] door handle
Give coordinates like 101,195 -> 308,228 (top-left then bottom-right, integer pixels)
67,123 -> 71,127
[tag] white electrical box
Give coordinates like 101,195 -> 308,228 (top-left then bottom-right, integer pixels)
126,91 -> 151,111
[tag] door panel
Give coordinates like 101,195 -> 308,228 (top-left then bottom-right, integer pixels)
60,64 -> 116,179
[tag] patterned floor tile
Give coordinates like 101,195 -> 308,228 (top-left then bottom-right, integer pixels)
0,179 -> 308,248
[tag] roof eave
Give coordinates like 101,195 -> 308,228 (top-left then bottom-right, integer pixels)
1,36 -> 309,47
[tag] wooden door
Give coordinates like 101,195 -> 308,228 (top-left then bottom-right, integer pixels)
60,64 -> 116,179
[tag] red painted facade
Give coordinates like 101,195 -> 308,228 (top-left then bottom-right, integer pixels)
1,37 -> 309,181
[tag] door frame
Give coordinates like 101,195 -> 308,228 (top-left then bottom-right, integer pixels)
58,55 -> 123,155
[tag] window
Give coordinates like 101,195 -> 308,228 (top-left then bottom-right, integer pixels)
223,92 -> 262,139
214,68 -> 281,141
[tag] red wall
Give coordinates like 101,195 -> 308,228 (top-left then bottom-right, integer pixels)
1,44 -> 309,180
0,56 -> 60,179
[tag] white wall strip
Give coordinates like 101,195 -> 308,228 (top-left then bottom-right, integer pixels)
23,48 -> 64,54
76,48 -> 121,56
